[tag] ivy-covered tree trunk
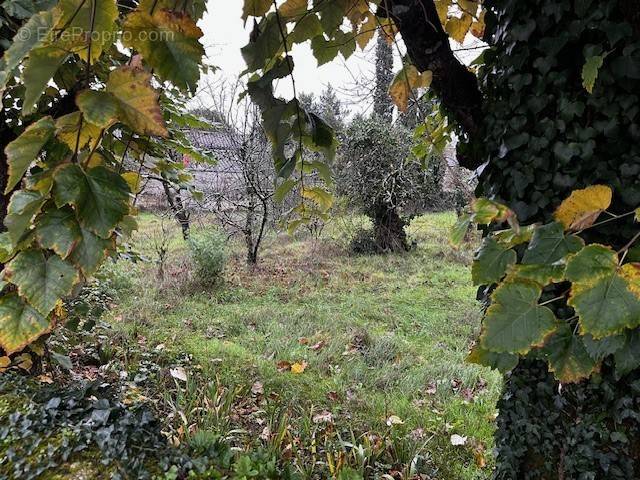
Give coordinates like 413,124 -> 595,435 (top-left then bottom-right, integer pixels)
473,1 -> 640,477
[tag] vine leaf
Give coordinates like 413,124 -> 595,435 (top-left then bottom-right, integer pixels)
472,237 -> 516,285
582,333 -> 625,361
4,116 -> 55,194
613,329 -> 640,377
55,112 -> 102,151
122,10 -> 204,92
22,46 -> 68,115
70,227 -> 114,275
35,206 -> 82,259
301,186 -> 333,212
242,0 -> 272,21
279,0 -> 307,19
480,279 -> 557,354
544,323 -> 597,383
522,222 -> 584,264
467,343 -> 518,373
0,8 -> 61,94
56,0 -> 118,62
389,64 -> 432,112
505,263 -> 565,286
77,66 -> 168,137
567,245 -> 640,338
5,249 -> 78,316
554,185 -> 612,231
0,292 -> 50,355
5,190 -> 46,244
53,164 -> 131,238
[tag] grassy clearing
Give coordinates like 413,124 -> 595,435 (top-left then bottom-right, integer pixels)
104,211 -> 500,479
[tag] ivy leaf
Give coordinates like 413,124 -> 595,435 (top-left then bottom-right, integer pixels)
22,46 -> 68,115
5,189 -> 46,244
582,55 -> 604,94
522,222 -> 584,264
5,249 -> 78,316
0,8 -> 61,94
554,185 -> 612,231
0,292 -> 50,355
242,0 -> 271,20
53,164 -> 131,238
544,324 -> 597,383
480,279 -> 558,354
467,344 -> 518,373
472,237 -> 516,285
35,206 -> 82,259
77,66 -> 168,137
4,116 -> 55,194
122,10 -> 204,92
389,64 -> 432,112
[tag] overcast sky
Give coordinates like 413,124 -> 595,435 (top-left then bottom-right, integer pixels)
193,3 -> 483,116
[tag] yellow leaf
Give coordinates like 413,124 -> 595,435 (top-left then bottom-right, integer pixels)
279,0 -> 307,18
55,112 -> 102,151
554,185 -> 612,231
635,207 -> 640,222
434,0 -> 451,25
16,352 -> 33,371
389,64 -> 433,112
379,17 -> 398,45
470,9 -> 485,38
356,11 -> 376,50
242,0 -> 272,20
0,356 -> 10,368
121,172 -> 142,193
301,186 -> 333,212
386,414 -> 404,426
290,361 -> 307,374
621,263 -> 640,298
445,13 -> 473,44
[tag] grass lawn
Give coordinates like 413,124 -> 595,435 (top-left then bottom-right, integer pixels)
103,211 -> 501,479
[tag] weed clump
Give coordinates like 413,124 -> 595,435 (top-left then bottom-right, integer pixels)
188,228 -> 228,286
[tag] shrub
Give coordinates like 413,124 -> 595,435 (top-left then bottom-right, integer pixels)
188,229 -> 228,286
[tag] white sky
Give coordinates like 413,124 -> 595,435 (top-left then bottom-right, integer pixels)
194,2 -> 484,115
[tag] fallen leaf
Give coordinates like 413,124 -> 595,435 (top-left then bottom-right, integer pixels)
386,415 -> 404,426
312,410 -> 333,424
290,361 -> 308,374
298,337 -> 309,345
251,381 -> 264,395
450,434 -> 468,446
326,391 -> 339,402
276,360 -> 291,372
260,425 -> 271,441
310,340 -> 325,351
425,381 -> 437,395
170,367 -> 187,382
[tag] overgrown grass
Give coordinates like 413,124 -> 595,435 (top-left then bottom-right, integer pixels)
106,211 -> 500,479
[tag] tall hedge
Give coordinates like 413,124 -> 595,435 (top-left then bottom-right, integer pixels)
471,0 -> 640,476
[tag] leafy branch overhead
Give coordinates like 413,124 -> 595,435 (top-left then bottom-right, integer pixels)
454,185 -> 640,383
0,0 -> 208,354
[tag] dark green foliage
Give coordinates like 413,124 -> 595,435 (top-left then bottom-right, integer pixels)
494,360 -> 640,479
338,117 -> 445,252
0,374 -> 301,479
474,0 -> 640,245
473,0 -> 640,476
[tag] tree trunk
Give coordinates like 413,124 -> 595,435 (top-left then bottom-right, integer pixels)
162,181 -> 190,241
372,204 -> 409,252
471,0 -> 640,477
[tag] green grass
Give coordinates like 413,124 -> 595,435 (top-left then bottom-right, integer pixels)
106,211 -> 500,479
